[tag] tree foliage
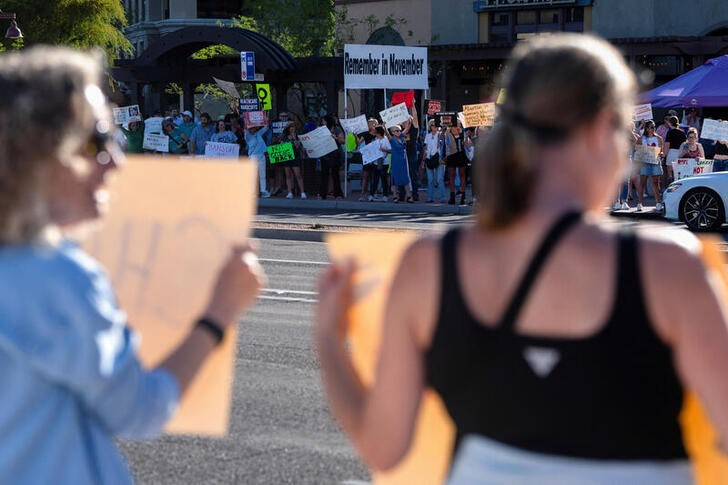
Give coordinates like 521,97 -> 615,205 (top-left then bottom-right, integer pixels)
0,0 -> 131,61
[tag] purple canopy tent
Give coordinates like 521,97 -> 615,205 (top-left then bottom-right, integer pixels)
640,55 -> 728,108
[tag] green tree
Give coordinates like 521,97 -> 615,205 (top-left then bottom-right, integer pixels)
0,0 -> 131,60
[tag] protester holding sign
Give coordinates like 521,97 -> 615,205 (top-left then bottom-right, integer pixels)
317,34 -> 728,483
121,119 -> 145,154
0,46 -> 267,484
245,124 -> 271,197
211,120 -> 238,146
356,119 -> 379,201
712,133 -> 728,172
636,120 -> 664,211
163,118 -> 190,155
663,115 -> 686,185
281,123 -> 307,199
422,120 -> 446,203
320,115 -> 344,199
382,121 -> 413,203
679,128 -> 705,160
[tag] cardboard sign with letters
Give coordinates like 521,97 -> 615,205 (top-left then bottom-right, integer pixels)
204,142 -> 239,159
298,126 -> 338,158
340,114 -> 370,135
267,142 -> 296,164
243,110 -> 268,128
461,103 -> 495,128
143,133 -> 169,152
379,103 -> 410,127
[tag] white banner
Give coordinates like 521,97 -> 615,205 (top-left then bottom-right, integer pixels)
379,103 -> 410,127
143,133 -> 169,152
113,105 -> 142,125
204,142 -> 239,159
360,141 -> 383,165
672,158 -> 713,181
701,119 -> 728,141
633,103 -> 654,122
340,114 -> 369,135
344,44 -> 428,90
298,126 -> 338,158
213,77 -> 240,98
144,117 -> 164,135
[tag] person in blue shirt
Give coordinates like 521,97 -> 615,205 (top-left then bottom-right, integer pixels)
188,112 -> 215,155
245,124 -> 271,197
0,46 -> 266,484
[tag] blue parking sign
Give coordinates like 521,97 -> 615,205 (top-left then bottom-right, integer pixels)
241,51 -> 255,81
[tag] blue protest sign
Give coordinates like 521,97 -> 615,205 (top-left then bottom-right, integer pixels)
241,51 -> 255,81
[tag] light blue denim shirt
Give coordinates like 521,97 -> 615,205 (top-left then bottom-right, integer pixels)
244,125 -> 269,155
0,241 -> 179,484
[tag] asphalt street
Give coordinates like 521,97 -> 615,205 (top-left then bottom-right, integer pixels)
121,238 -> 369,485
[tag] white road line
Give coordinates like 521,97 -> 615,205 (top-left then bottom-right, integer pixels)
259,258 -> 329,266
258,295 -> 318,303
262,288 -> 318,296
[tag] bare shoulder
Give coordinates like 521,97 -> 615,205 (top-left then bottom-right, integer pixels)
636,225 -> 703,269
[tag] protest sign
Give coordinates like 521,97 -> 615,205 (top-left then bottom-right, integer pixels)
435,112 -> 457,127
632,145 -> 661,164
672,158 -> 713,181
272,121 -> 289,134
267,142 -> 296,164
143,133 -> 169,152
461,102 -> 495,128
256,83 -> 272,110
243,110 -> 268,128
633,103 -> 654,122
344,44 -> 428,90
204,142 -> 239,159
701,119 -> 728,141
213,77 -> 240,98
379,103 -> 410,127
496,88 -> 507,105
340,114 -> 369,135
144,117 -> 164,136
239,98 -> 260,112
84,157 -> 257,435
425,99 -> 444,116
360,141 -> 383,165
391,90 -> 415,109
327,231 -> 455,485
113,105 -> 142,125
298,126 -> 337,158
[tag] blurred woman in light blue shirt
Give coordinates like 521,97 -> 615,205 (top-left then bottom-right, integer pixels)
0,46 -> 265,484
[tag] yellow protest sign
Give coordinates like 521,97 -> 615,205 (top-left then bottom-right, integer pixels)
327,232 -> 455,485
461,102 -> 495,128
496,88 -> 507,105
256,83 -> 272,110
84,156 -> 257,435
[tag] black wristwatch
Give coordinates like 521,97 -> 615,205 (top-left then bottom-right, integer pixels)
195,317 -> 225,346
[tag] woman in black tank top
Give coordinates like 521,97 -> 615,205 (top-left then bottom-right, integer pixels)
315,34 -> 728,483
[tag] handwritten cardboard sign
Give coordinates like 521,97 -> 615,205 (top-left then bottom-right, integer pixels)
84,157 -> 257,435
360,141 -> 383,165
379,103 -> 410,127
340,114 -> 369,135
461,102 -> 495,128
204,142 -> 239,159
633,103 -> 654,122
326,232 -> 455,485
113,105 -> 142,125
144,117 -> 164,136
243,110 -> 268,128
425,99 -> 444,116
391,91 -> 415,109
267,142 -> 296,164
298,126 -> 338,158
633,145 -> 661,164
701,119 -> 728,141
672,158 -> 713,181
143,133 -> 169,152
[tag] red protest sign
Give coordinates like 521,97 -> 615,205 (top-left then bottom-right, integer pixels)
426,99 -> 444,116
243,110 -> 268,128
391,91 -> 415,109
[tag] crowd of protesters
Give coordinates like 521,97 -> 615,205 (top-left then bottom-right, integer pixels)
115,104 -> 482,205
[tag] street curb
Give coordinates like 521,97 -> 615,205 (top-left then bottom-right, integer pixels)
608,209 -> 664,220
258,197 -> 474,215
252,227 -> 328,242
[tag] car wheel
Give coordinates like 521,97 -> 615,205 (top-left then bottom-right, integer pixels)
680,188 -> 724,231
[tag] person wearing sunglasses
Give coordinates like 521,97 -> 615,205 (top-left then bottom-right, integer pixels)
0,47 -> 266,483
382,122 -> 413,203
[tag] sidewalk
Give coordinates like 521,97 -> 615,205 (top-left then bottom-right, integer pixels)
258,187 -> 474,215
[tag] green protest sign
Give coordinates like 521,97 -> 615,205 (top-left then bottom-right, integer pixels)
267,142 -> 295,164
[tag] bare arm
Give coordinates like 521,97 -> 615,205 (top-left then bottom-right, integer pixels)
411,106 -> 419,129
315,239 -> 437,470
642,234 -> 728,447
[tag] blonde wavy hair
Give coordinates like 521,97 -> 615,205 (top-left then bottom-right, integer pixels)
0,46 -> 103,243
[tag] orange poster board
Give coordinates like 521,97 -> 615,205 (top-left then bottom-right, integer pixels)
84,156 -> 257,435
327,232 -> 455,485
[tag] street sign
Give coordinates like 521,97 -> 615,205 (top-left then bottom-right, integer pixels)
241,51 -> 255,81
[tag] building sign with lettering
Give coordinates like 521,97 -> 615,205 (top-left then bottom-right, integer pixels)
473,0 -> 580,11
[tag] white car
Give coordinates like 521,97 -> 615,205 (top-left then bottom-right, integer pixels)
663,172 -> 728,230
